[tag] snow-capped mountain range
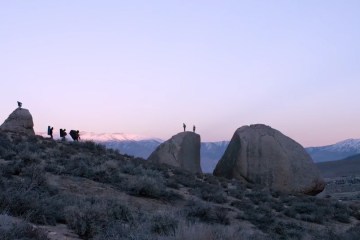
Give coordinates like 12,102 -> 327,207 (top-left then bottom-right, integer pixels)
38,131 -> 161,142
37,131 -> 360,172
306,138 -> 360,163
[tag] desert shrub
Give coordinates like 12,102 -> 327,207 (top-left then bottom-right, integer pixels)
166,178 -> 180,189
171,167 -> 191,176
283,207 -> 297,218
0,220 -> 49,240
333,211 -> 351,223
313,228 -> 340,240
190,184 -> 227,204
150,213 -> 178,236
292,201 -> 317,214
203,174 -> 220,185
350,204 -> 360,220
120,161 -> 143,175
237,204 -> 274,232
323,200 -> 352,223
340,223 -> 360,240
106,200 -> 134,223
92,169 -> 126,186
299,214 -> 324,224
61,154 -> 101,178
1,159 -> 25,176
269,200 -> 284,212
227,188 -> 244,199
282,198 -> 328,223
81,140 -> 107,153
268,221 -> 304,240
172,174 -> 205,189
231,199 -> 255,212
217,176 -> 230,188
0,167 -> 61,225
126,176 -> 182,201
280,194 -> 297,205
245,190 -> 271,205
185,200 -> 230,225
0,186 -> 57,225
142,161 -> 172,174
93,222 -> 152,240
0,137 -> 16,159
173,222 -> 240,240
65,198 -> 134,239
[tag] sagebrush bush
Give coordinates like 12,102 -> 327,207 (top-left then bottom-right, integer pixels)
126,176 -> 182,202
0,217 -> 49,240
185,200 -> 230,225
245,190 -> 271,205
65,198 -> 134,238
150,213 -> 178,236
190,184 -> 227,204
268,221 -> 304,240
0,168 -> 60,225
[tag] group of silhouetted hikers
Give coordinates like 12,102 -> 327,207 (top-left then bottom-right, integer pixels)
48,126 -> 80,141
183,123 -> 196,133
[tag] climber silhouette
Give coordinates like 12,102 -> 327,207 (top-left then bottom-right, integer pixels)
48,126 -> 54,139
183,123 -> 186,132
60,129 -> 67,141
193,125 -> 196,133
17,101 -> 22,108
70,130 -> 80,141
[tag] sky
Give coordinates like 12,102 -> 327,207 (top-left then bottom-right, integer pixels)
1,1 -> 360,147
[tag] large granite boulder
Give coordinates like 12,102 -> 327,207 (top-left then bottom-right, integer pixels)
148,132 -> 202,173
213,124 -> 325,195
0,108 -> 35,135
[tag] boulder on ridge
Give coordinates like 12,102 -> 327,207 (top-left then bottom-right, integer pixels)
148,132 -> 202,173
0,108 -> 35,136
213,124 -> 325,195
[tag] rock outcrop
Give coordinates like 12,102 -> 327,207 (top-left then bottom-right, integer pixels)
213,124 -> 325,195
0,108 -> 35,135
148,132 -> 202,173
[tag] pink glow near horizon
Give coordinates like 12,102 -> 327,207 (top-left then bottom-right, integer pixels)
1,1 -> 360,147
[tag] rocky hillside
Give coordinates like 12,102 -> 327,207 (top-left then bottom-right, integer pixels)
0,132 -> 359,240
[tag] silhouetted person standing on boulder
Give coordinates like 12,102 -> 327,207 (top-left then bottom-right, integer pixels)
183,123 -> 186,132
193,125 -> 196,133
17,101 -> 22,108
48,126 -> 54,139
60,129 -> 67,141
70,130 -> 80,141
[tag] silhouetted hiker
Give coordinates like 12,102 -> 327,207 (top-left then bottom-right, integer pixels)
60,129 -> 67,141
17,101 -> 22,108
70,130 -> 80,141
183,123 -> 186,132
48,126 -> 54,139
193,125 -> 196,133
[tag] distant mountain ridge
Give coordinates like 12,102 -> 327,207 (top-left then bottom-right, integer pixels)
306,138 -> 360,163
36,131 -> 360,171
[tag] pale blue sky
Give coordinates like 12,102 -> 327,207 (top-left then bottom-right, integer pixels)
1,1 -> 359,146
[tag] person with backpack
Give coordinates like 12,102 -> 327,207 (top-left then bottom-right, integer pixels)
60,129 -> 67,141
47,126 -> 54,139
70,130 -> 80,141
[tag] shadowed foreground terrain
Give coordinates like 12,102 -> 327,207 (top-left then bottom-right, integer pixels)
0,132 -> 359,239
317,154 -> 360,178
